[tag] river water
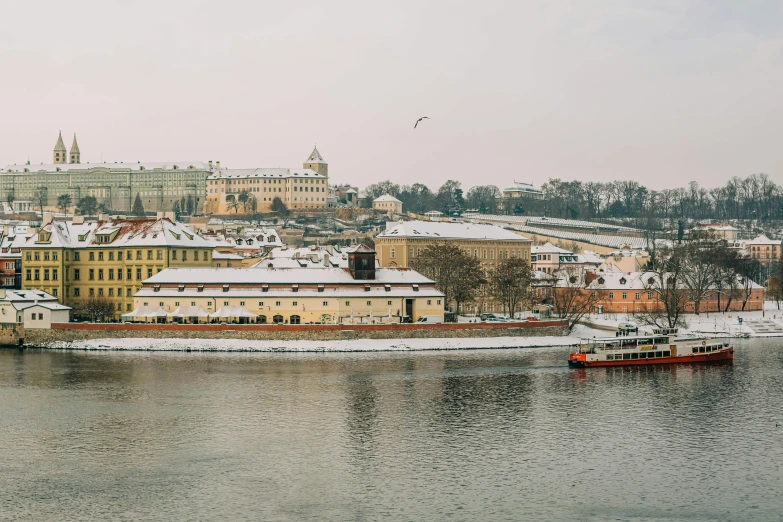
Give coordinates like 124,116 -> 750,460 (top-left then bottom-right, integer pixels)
0,339 -> 781,521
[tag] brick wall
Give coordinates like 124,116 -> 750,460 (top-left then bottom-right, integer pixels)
26,320 -> 567,346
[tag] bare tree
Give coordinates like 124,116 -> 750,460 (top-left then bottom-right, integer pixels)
639,246 -> 689,329
412,243 -> 483,313
680,243 -> 718,314
34,186 -> 48,217
552,268 -> 605,331
76,296 -> 118,322
489,257 -> 533,317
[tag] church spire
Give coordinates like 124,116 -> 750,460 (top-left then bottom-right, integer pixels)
69,134 -> 80,164
303,144 -> 328,178
53,131 -> 67,164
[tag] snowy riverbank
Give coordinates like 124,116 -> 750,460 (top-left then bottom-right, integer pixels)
40,335 -> 585,352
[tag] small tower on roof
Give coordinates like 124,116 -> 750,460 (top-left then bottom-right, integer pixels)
303,145 -> 328,178
53,131 -> 67,164
69,134 -> 80,164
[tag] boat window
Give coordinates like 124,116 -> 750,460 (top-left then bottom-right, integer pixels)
699,346 -> 705,353
630,353 -> 638,359
663,351 -> 670,357
692,347 -> 699,353
623,353 -> 631,360
606,354 -> 614,360
724,343 -> 729,348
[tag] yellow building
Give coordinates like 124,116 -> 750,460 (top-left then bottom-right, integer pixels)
373,194 -> 403,215
21,213 -> 214,318
133,247 -> 444,323
375,220 -> 533,314
204,147 -> 329,214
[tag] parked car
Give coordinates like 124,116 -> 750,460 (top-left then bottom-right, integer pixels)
416,315 -> 444,324
480,313 -> 499,321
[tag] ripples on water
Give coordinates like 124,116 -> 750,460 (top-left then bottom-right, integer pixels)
0,339 -> 781,521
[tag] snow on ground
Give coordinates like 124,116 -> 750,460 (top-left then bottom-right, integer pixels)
42,335 -> 583,352
581,303 -> 783,338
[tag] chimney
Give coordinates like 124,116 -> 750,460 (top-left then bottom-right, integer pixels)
323,252 -> 330,267
42,212 -> 54,226
156,211 -> 164,219
165,211 -> 176,221
208,160 -> 213,169
216,161 -> 221,170
98,213 -> 110,222
72,216 -> 84,224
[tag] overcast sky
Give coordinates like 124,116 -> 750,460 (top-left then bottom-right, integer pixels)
2,0 -> 781,191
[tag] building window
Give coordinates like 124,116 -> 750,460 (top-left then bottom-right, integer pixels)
390,248 -> 395,259
147,268 -> 153,278
99,252 -> 104,261
25,269 -> 31,281
427,300 -> 431,305
608,292 -> 614,299
109,252 -> 114,261
182,251 -> 187,261
635,292 -> 640,300
366,300 -> 371,305
118,251 -> 123,261
147,250 -> 153,260
98,269 -> 104,280
136,251 -> 142,260
74,288 -> 80,297
89,288 -> 94,297
89,252 -> 94,261
136,268 -> 142,280
622,292 -> 627,300
44,252 -> 50,261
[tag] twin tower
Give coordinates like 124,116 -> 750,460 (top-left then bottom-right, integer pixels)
53,131 -> 80,164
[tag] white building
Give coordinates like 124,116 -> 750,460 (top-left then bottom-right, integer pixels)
0,289 -> 71,329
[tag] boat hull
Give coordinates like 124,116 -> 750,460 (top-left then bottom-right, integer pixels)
568,348 -> 734,368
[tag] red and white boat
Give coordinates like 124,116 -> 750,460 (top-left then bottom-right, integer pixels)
569,328 -> 734,368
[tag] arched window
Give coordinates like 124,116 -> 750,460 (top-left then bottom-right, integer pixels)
290,315 -> 301,325
257,315 -> 267,324
273,314 -> 284,324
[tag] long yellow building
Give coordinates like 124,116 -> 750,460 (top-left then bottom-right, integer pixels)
204,147 -> 329,214
21,213 -> 214,318
375,220 -> 533,314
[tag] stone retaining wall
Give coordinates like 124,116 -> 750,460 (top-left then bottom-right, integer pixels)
26,321 -> 567,345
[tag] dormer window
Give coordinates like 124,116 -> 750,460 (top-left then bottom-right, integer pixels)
178,285 -> 185,292
317,285 -> 324,292
412,284 -> 419,292
384,285 -> 391,292
197,285 -> 204,292
223,285 -> 230,292
153,285 -> 160,292
364,285 -> 371,292
619,277 -> 627,285
597,277 -> 605,285
292,285 -> 299,292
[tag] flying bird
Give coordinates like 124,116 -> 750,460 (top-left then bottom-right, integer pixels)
414,116 -> 429,129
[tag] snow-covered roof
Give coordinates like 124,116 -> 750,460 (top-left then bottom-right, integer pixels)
377,220 -> 531,242
207,168 -> 326,180
1,289 -> 58,301
582,271 -> 764,291
306,146 -> 326,164
143,267 -> 435,285
532,242 -> 572,254
746,234 -> 781,245
212,251 -> 244,260
137,286 -> 443,299
503,181 -> 542,194
2,161 -> 210,174
25,217 -> 213,249
373,194 -> 402,203
14,302 -> 71,311
465,213 -> 640,233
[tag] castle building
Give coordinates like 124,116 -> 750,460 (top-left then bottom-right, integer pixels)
204,146 -> 329,214
2,132 -> 211,214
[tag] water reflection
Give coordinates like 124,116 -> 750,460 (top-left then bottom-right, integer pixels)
0,340 -> 780,520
